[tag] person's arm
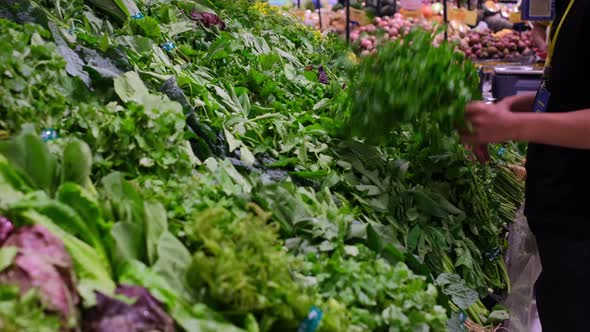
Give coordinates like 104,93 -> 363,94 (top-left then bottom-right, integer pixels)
512,110 -> 590,149
462,102 -> 590,150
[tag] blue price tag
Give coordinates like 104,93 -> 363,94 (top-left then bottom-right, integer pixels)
131,12 -> 145,20
459,311 -> 467,324
533,83 -> 551,113
162,41 -> 176,51
484,247 -> 501,261
41,128 -> 59,142
298,306 -> 323,332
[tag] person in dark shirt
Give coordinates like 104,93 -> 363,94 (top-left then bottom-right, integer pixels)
460,0 -> 590,330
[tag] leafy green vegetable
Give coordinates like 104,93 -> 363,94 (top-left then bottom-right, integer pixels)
301,248 -> 448,331
0,285 -> 61,332
344,28 -> 481,145
184,206 -> 348,331
61,138 -> 93,187
435,273 -> 479,311
0,247 -> 18,272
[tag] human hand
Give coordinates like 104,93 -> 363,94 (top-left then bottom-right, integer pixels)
465,143 -> 490,164
460,101 -> 520,145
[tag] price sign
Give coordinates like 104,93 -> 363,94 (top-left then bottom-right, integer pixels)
509,11 -> 523,23
289,8 -> 306,20
448,8 -> 478,26
399,8 -> 422,19
350,8 -> 369,24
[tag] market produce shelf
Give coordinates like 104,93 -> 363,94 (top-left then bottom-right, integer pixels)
0,0 -> 526,331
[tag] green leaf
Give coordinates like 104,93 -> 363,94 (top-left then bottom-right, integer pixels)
114,71 -> 150,104
355,185 -> 381,196
488,309 -> 509,322
111,221 -> 145,264
407,225 -> 421,252
245,314 -> 260,332
431,192 -> 463,215
407,190 -> 448,218
0,247 -> 18,272
0,155 -> 31,201
12,192 -> 107,263
366,224 -> 383,252
405,207 -> 420,222
144,201 -> 168,265
435,273 -> 478,310
240,146 -> 256,166
284,63 -> 296,80
57,183 -> 105,236
152,232 -> 193,300
164,21 -> 194,37
289,170 -> 329,179
131,16 -> 161,39
344,245 -> 359,257
85,0 -> 127,21
62,139 -> 93,187
381,244 -> 405,265
0,126 -> 57,194
267,157 -> 298,168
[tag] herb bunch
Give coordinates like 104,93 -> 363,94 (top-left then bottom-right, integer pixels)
346,28 -> 481,145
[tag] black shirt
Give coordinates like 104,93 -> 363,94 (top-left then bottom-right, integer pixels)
524,0 -> 590,236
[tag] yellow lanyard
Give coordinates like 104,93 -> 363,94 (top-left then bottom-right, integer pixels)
546,0 -> 575,68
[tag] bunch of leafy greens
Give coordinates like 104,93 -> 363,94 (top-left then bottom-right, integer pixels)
0,285 -> 61,332
183,206 -> 350,332
344,28 -> 481,145
301,247 -> 448,332
62,72 -> 196,178
0,19 -> 78,134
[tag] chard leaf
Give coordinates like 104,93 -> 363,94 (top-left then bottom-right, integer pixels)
114,71 -> 150,104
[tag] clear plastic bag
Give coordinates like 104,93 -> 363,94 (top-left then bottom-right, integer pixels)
502,207 -> 542,332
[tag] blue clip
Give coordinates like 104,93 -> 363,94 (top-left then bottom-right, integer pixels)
484,247 -> 501,261
497,147 -> 506,157
162,41 -> 176,52
459,311 -> 467,324
298,306 -> 323,332
131,12 -> 145,20
41,128 -> 58,142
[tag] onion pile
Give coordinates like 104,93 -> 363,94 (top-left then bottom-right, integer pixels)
352,14 -> 434,55
457,29 -> 535,60
352,15 -> 537,60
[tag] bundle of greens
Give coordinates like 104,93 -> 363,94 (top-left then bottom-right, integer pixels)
344,28 -> 481,145
0,19 -> 76,134
301,247 -> 448,332
0,285 -> 61,332
184,206 -> 349,332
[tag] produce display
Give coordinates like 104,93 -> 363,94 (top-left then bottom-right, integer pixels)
453,29 -> 536,61
351,14 -> 537,60
0,0 -> 525,331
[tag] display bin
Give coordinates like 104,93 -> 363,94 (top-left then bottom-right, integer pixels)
492,65 -> 543,100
